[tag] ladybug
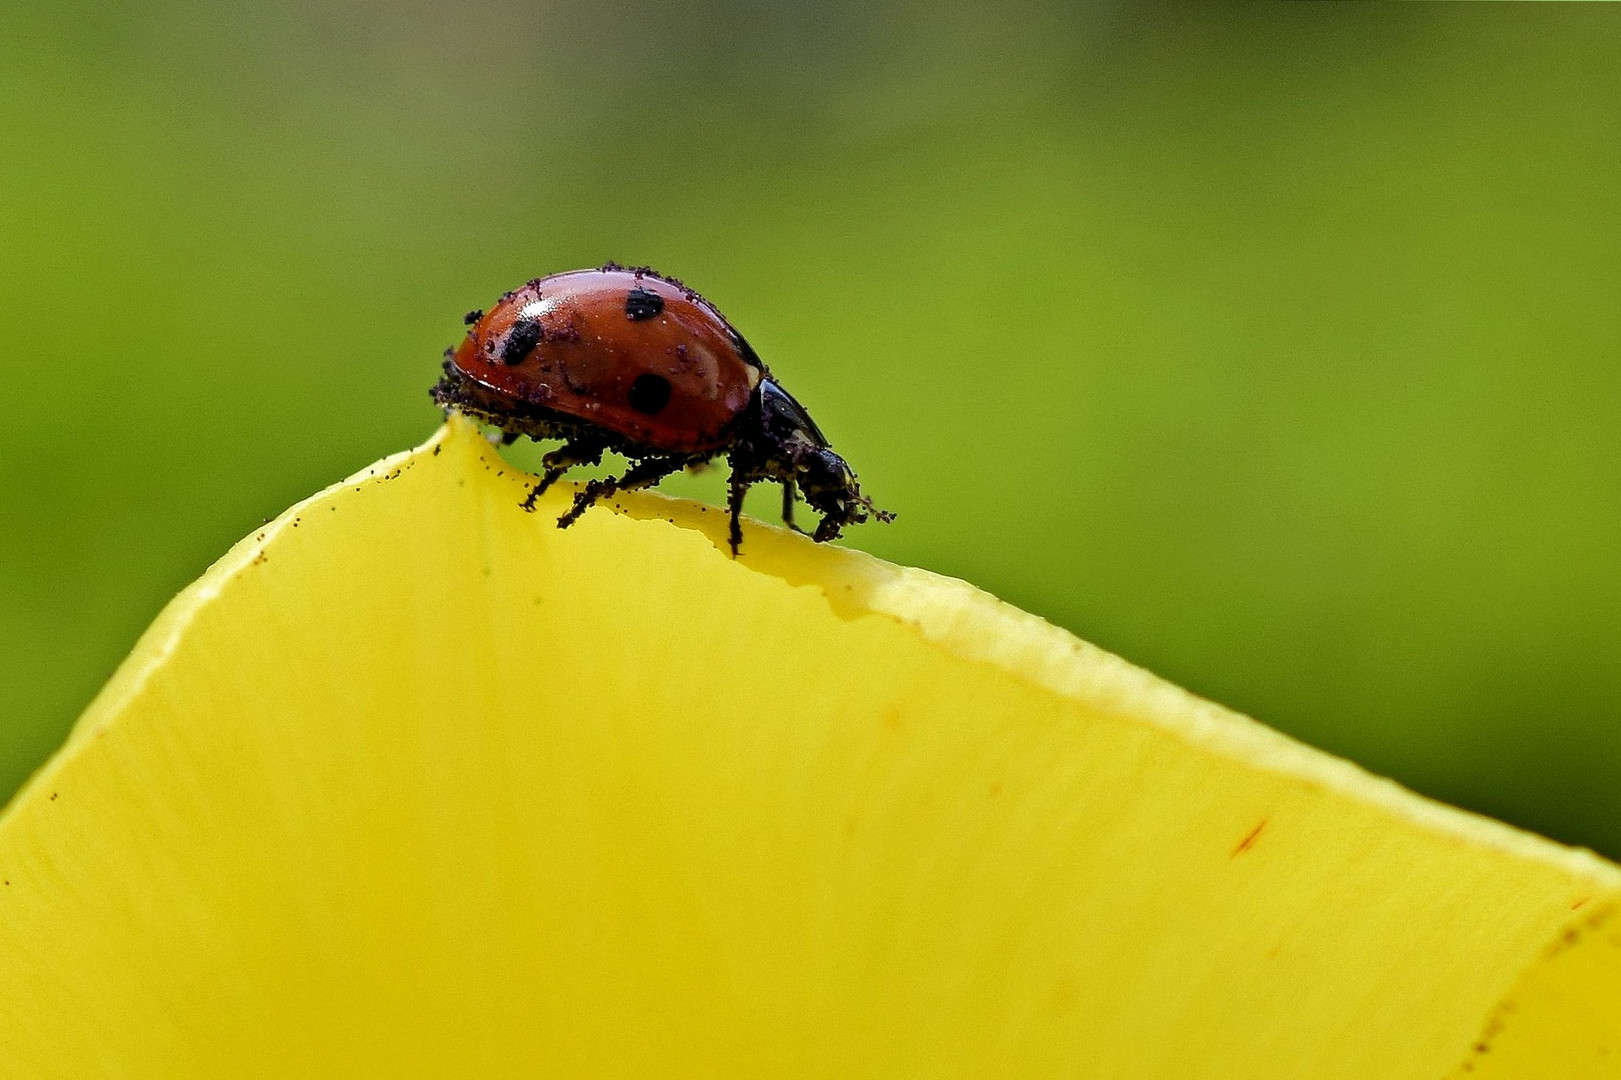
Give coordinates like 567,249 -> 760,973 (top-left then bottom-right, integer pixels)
431,264 -> 892,555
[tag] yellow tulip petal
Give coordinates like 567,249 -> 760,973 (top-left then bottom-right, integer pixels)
0,415 -> 1615,1077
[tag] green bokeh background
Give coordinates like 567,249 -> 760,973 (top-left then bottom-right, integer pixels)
4,3 -> 1619,854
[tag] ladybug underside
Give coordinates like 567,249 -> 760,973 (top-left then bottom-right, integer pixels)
433,358 -> 869,555
434,357 -> 705,460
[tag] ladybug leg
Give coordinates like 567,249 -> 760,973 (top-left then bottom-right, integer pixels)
780,480 -> 811,536
726,473 -> 750,558
521,436 -> 606,512
557,455 -> 688,529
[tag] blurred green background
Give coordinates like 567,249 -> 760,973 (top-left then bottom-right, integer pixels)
3,3 -> 1619,854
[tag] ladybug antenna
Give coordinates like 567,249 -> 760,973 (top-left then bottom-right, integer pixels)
858,491 -> 895,524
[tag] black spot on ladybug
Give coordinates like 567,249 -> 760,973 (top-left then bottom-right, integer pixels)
503,318 -> 542,365
625,287 -> 663,321
732,330 -> 761,368
463,309 -> 483,325
628,373 -> 673,415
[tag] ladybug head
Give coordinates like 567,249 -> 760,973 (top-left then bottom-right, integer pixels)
743,379 -> 894,543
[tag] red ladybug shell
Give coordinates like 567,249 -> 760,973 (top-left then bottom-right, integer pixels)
450,268 -> 763,454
